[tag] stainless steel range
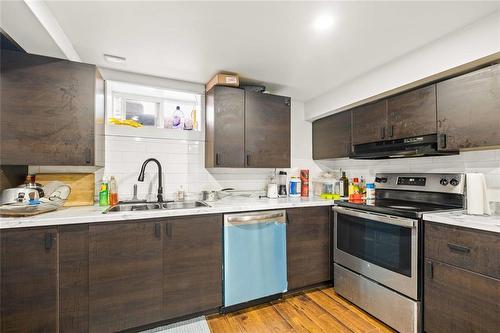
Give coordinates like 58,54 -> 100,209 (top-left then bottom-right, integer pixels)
333,173 -> 465,333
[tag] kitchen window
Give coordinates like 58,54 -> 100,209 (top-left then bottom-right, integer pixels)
106,80 -> 203,138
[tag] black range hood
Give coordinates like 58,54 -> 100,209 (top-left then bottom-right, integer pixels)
351,134 -> 458,159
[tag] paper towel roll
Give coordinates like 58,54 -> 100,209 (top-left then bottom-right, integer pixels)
466,173 -> 491,215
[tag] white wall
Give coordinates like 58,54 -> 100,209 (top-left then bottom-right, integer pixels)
99,99 -> 321,201
305,11 -> 500,120
317,150 -> 500,202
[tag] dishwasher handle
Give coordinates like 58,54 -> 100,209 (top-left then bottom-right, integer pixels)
225,210 -> 286,225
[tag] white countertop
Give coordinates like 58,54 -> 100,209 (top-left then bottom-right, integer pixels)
0,197 -> 335,229
423,211 -> 500,234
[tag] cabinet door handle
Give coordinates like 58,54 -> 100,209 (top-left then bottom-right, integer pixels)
438,134 -> 447,149
85,148 -> 91,164
380,127 -> 386,139
215,153 -> 220,166
389,125 -> 394,138
166,223 -> 172,239
44,232 -> 53,250
425,260 -> 433,279
447,243 -> 470,254
154,223 -> 161,239
246,154 -> 250,167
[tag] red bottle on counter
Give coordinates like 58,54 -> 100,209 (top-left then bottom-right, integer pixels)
300,169 -> 309,197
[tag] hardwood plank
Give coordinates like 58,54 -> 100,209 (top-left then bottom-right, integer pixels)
208,287 -> 394,333
321,288 -> 394,332
272,298 -> 326,333
307,289 -> 378,333
288,293 -> 352,333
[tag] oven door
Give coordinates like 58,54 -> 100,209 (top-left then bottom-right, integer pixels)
333,206 -> 418,299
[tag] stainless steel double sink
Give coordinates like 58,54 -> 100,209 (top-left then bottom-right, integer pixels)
103,201 -> 209,213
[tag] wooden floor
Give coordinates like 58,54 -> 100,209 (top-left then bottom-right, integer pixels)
207,287 -> 395,333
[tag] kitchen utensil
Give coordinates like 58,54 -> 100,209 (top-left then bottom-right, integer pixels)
1,188 -> 39,205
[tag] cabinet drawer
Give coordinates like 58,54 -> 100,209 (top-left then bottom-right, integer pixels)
425,222 -> 500,278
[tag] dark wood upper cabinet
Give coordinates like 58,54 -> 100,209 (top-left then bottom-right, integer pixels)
245,91 -> 291,168
1,227 -> 58,333
287,206 -> 331,290
205,86 -> 245,167
387,85 -> 437,140
205,86 -> 291,168
89,220 -> 163,332
313,110 -> 351,159
163,214 -> 222,319
437,63 -> 500,150
352,100 -> 388,145
0,50 -> 104,166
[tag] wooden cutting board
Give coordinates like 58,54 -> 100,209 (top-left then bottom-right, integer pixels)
36,173 -> 95,207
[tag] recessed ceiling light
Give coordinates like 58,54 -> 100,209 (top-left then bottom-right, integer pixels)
313,14 -> 334,32
104,54 -> 126,64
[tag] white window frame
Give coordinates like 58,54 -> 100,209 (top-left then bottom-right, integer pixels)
105,80 -> 205,141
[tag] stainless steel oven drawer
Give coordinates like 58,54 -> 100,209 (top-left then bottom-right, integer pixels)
334,263 -> 420,333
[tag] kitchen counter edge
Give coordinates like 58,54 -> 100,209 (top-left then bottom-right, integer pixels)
0,198 -> 336,229
423,211 -> 500,234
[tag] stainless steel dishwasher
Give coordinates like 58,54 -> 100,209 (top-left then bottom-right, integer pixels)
223,210 -> 287,308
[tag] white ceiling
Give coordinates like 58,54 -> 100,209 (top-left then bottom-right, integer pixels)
7,1 -> 500,101
0,0 -> 65,59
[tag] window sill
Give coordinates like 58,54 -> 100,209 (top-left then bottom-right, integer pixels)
106,124 -> 205,141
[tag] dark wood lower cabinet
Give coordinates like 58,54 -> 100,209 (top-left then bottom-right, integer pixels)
88,221 -> 163,333
163,214 -> 222,319
59,224 -> 89,332
286,207 -> 331,290
424,260 -> 500,333
0,227 -> 58,333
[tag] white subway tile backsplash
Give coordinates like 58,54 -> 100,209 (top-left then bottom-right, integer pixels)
319,149 -> 500,201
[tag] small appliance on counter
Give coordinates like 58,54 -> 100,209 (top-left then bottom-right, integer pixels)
278,171 -> 287,197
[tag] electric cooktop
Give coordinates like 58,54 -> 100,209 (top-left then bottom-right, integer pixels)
336,199 -> 462,219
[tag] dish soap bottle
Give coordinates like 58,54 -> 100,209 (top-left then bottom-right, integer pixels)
99,177 -> 109,206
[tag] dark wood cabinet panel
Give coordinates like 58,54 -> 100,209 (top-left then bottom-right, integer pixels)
1,227 -> 58,333
352,100 -> 387,145
424,260 -> 500,333
163,214 -> 222,319
0,50 -> 104,166
437,63 -> 500,150
205,87 -> 291,168
59,224 -> 89,332
313,111 -> 351,159
89,220 -> 163,332
387,85 -> 437,140
425,222 -> 500,279
245,91 -> 291,168
205,86 -> 245,167
287,206 -> 331,290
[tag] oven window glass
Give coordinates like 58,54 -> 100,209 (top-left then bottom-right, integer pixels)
336,212 -> 412,277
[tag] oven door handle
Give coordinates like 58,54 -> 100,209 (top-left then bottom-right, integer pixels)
332,206 -> 416,228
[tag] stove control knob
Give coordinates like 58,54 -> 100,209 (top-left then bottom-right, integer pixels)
450,178 -> 460,186
440,178 -> 449,186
